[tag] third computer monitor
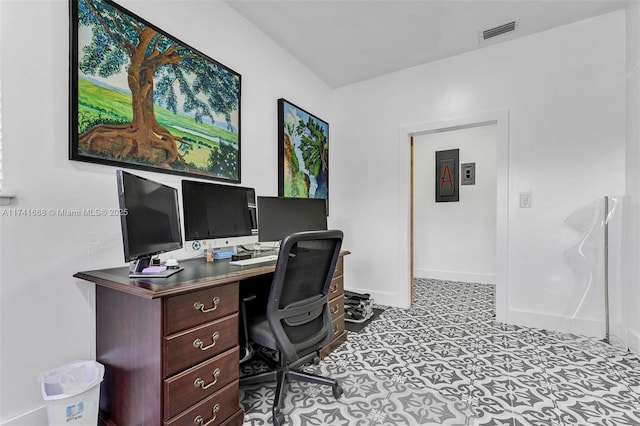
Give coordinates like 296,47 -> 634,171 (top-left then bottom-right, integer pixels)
257,196 -> 327,243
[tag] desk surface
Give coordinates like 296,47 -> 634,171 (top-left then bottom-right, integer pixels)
74,257 -> 278,299
74,251 -> 350,299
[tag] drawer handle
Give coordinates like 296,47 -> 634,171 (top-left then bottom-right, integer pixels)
194,297 -> 220,313
330,285 -> 338,294
330,305 -> 339,314
193,403 -> 220,426
193,331 -> 220,351
333,324 -> 339,334
194,368 -> 221,390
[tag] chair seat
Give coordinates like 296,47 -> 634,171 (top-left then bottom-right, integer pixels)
248,315 -> 278,350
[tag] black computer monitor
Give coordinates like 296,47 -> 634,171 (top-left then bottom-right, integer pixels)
182,180 -> 258,250
257,196 -> 327,243
116,170 -> 183,276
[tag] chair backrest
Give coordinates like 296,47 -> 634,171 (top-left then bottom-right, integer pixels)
266,230 -> 343,363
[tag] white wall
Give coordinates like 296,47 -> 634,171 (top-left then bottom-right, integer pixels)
624,1 -> 640,353
331,11 -> 626,335
413,124 -> 497,284
0,0 -> 332,423
0,2 -> 633,422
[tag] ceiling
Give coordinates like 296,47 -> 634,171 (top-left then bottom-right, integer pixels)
225,0 -> 630,88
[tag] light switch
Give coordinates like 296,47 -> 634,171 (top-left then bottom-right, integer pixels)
520,192 -> 531,208
461,163 -> 475,185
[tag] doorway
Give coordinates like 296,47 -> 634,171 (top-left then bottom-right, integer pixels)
412,124 -> 497,299
399,111 -> 509,320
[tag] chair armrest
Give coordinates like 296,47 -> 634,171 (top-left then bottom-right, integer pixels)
243,294 -> 257,303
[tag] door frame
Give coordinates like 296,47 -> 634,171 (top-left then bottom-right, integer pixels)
398,110 -> 509,321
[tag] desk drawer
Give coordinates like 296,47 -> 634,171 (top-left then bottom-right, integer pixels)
328,294 -> 344,321
328,276 -> 343,299
331,313 -> 345,339
165,283 -> 239,335
164,347 -> 240,419
164,381 -> 239,426
164,314 -> 238,376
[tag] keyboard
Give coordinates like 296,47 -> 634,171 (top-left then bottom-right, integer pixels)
229,254 -> 278,266
141,266 -> 167,274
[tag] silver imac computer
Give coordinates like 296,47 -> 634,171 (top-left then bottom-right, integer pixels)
182,179 -> 258,253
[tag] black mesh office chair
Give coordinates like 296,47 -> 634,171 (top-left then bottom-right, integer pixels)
240,230 -> 344,426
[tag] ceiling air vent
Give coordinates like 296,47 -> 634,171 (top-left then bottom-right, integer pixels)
482,21 -> 517,40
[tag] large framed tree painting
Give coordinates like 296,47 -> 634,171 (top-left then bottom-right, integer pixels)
70,0 -> 242,183
277,99 -> 329,210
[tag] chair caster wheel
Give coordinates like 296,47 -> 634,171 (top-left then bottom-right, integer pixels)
273,412 -> 285,426
313,356 -> 321,365
332,383 -> 343,398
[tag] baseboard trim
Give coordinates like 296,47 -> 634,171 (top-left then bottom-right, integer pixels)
628,328 -> 640,354
414,269 -> 496,285
506,308 -> 606,339
345,287 -> 409,309
1,405 -> 47,426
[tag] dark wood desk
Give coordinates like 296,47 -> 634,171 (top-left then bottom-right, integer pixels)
74,252 -> 349,426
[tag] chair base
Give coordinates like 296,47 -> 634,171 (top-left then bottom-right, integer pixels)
240,352 -> 343,426
240,367 -> 339,388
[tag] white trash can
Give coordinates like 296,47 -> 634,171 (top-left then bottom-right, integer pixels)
38,360 -> 104,426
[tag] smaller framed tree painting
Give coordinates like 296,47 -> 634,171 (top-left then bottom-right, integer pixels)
435,149 -> 459,202
277,99 -> 329,209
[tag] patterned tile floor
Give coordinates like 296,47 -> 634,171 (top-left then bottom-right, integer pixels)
240,278 -> 640,425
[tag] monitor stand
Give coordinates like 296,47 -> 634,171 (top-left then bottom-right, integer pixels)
128,257 -> 183,278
